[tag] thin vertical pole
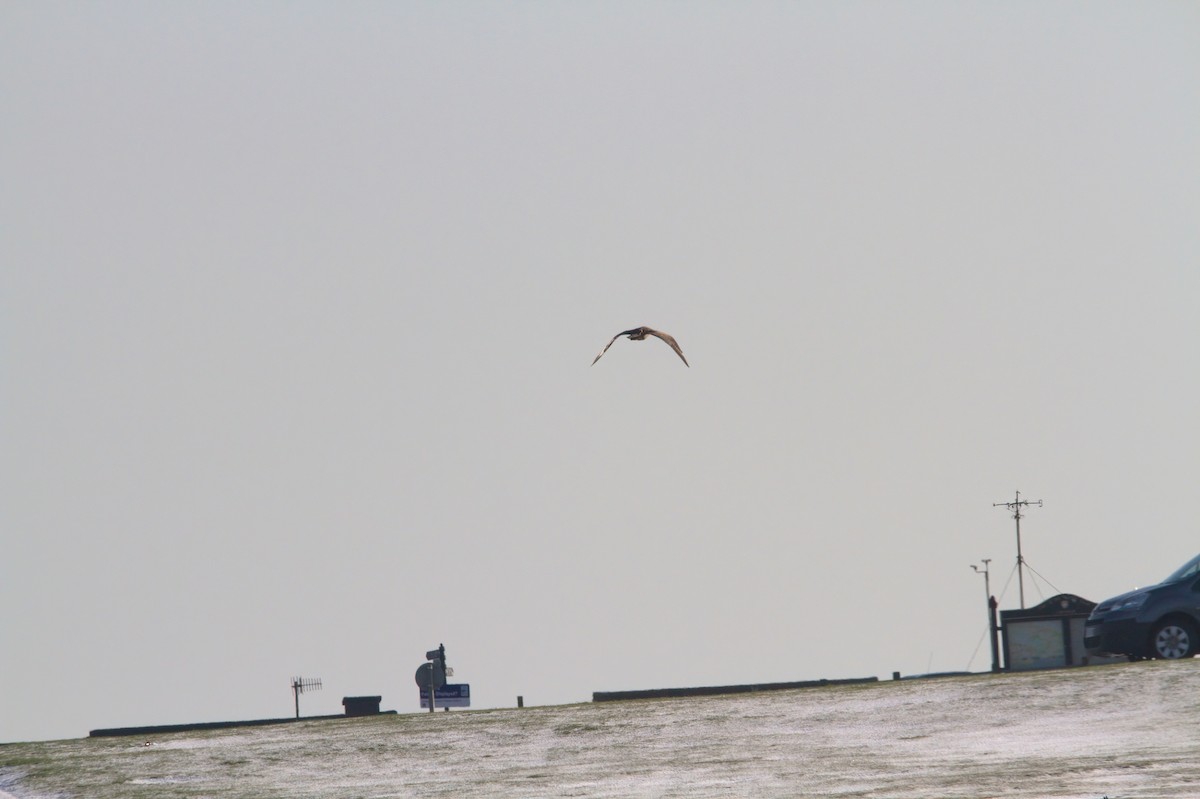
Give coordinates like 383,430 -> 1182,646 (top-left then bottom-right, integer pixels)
989,596 -> 1001,672
1015,492 -> 1025,608
972,559 -> 1000,672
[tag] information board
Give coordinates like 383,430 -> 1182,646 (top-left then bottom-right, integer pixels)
419,683 -> 471,709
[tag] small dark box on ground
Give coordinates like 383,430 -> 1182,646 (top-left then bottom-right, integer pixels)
342,696 -> 382,716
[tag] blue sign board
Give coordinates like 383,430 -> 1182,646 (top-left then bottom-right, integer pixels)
419,683 -> 471,709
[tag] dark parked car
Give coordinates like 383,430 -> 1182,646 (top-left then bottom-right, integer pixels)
1085,553 -> 1200,660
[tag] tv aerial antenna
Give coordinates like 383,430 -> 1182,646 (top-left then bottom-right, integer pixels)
992,490 -> 1042,609
291,676 -> 322,719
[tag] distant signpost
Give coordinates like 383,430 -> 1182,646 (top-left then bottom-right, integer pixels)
414,644 -> 468,711
416,644 -> 449,712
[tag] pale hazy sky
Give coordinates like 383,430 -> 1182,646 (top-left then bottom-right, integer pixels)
2,2 -> 1197,743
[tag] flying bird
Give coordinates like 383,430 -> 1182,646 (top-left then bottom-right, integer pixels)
592,326 -> 689,367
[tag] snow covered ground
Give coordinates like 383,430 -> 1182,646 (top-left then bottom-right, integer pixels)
3,659 -> 1197,798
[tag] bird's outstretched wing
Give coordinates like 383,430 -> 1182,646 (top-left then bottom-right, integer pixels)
591,332 -> 625,366
644,328 -> 689,367
592,326 -> 690,367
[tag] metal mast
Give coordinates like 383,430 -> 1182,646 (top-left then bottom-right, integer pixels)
992,490 -> 1042,609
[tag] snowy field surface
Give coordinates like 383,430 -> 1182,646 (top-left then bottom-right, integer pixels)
2,660 -> 1198,798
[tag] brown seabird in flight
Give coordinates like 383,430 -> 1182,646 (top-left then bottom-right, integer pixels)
591,326 -> 689,367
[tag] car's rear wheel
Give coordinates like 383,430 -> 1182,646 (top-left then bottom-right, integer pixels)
1150,618 -> 1198,659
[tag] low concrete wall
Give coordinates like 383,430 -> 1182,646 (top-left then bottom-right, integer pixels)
89,711 -> 396,738
593,676 -> 877,702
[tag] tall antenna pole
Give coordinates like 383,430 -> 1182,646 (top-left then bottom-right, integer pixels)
992,491 -> 1042,609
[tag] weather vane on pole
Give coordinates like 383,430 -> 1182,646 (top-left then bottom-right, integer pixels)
993,490 -> 1042,609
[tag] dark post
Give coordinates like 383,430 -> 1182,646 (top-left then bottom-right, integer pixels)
989,595 -> 1001,672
